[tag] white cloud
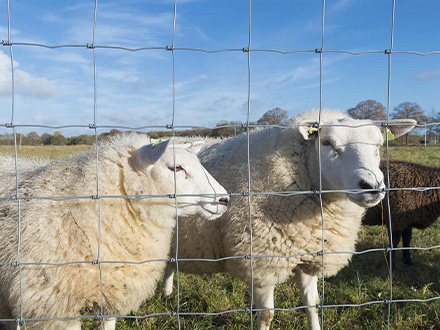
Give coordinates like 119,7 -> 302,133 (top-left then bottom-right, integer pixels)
327,0 -> 353,15
411,69 -> 440,81
0,51 -> 57,97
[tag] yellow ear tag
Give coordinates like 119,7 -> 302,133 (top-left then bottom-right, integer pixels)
308,126 -> 319,135
384,127 -> 395,141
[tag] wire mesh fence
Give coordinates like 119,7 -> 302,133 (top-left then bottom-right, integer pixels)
1,0 -> 440,329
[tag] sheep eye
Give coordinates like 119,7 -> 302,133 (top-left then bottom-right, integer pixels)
168,165 -> 185,172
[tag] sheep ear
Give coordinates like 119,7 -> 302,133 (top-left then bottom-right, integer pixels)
135,139 -> 170,167
173,141 -> 205,154
298,121 -> 320,141
186,141 -> 204,154
382,119 -> 417,139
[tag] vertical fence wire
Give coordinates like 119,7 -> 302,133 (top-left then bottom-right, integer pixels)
6,0 -> 27,329
1,0 -> 440,329
245,0 -> 254,328
171,0 -> 181,328
385,0 -> 397,329
90,0 -> 108,328
318,1 -> 326,328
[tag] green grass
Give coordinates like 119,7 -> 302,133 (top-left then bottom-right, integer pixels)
1,144 -> 439,329
0,145 -> 92,159
381,145 -> 440,167
104,144 -> 440,330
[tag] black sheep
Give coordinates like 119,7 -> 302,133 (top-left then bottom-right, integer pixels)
362,160 -> 440,271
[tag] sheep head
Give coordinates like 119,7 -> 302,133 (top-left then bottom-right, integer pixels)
299,117 -> 416,208
127,139 -> 229,226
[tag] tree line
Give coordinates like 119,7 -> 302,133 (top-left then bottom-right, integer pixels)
1,102 -> 438,146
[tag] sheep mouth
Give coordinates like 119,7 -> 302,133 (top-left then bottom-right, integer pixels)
348,191 -> 385,208
202,203 -> 228,214
200,201 -> 228,218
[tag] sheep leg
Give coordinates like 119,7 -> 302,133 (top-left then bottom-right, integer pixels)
402,227 -> 414,266
162,264 -> 175,299
390,230 -> 402,272
3,322 -> 20,330
253,284 -> 274,330
103,318 -> 116,330
295,269 -> 320,330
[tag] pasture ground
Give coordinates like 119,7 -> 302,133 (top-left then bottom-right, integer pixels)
0,144 -> 439,329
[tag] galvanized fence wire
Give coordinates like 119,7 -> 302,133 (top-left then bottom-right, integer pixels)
2,0 -> 440,329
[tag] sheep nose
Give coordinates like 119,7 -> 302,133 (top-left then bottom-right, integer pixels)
359,180 -> 375,190
219,197 -> 229,207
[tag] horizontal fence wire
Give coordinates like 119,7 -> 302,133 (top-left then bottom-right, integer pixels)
2,0 -> 439,328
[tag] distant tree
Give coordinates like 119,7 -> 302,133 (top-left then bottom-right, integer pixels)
41,133 -> 54,145
347,100 -> 387,120
392,102 -> 428,144
67,134 -> 95,145
257,107 -> 289,126
26,131 -> 40,145
52,131 -> 67,145
214,121 -> 234,137
392,102 -> 428,123
109,129 -> 122,136
426,108 -> 440,143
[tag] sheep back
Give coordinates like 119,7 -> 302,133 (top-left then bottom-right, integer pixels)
0,134 -> 173,327
174,110 -> 365,287
362,160 -> 440,231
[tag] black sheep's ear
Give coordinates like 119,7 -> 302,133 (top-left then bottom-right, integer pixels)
134,139 -> 170,169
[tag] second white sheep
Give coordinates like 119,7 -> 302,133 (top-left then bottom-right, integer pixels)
162,109 -> 416,330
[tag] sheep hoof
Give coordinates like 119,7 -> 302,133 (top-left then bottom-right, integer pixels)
162,290 -> 173,300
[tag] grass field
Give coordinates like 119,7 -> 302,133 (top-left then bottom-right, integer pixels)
1,144 -> 439,329
0,144 -> 92,159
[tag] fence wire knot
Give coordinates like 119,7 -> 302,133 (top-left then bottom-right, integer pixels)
10,195 -> 17,201
245,307 -> 251,313
169,257 -> 176,263
2,40 -> 11,46
88,123 -> 97,129
315,48 -> 322,53
384,299 -> 391,305
168,194 -> 176,199
384,49 -> 391,54
166,124 -> 173,129
171,311 -> 178,316
92,195 -> 99,200
15,318 -> 22,323
86,43 -> 95,49
92,260 -> 100,265
244,254 -> 252,260
5,123 -> 14,128
317,251 -> 324,256
316,304 -> 322,309
10,261 -> 19,267
242,47 -> 250,53
166,46 -> 173,51
94,315 -> 103,320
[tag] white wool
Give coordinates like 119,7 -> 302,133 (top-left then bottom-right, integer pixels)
0,133 -> 227,330
164,109 -> 416,330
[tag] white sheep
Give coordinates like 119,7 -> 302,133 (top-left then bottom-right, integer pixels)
162,109 -> 416,330
0,134 -> 229,330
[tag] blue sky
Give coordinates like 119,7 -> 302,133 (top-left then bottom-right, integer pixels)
0,0 -> 439,136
